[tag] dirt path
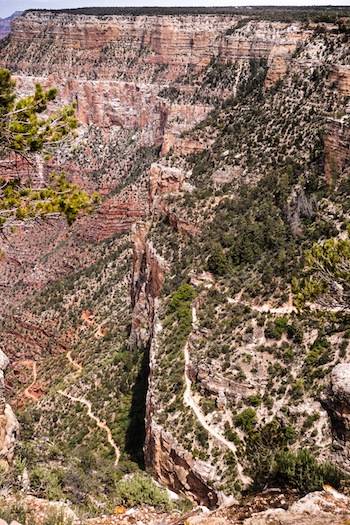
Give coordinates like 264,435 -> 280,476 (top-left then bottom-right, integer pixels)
23,361 -> 40,402
66,350 -> 82,377
227,293 -> 297,314
59,347 -> 120,467
184,306 -> 250,486
58,389 -> 120,467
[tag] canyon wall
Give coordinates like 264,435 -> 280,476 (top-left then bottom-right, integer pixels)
130,222 -> 168,348
0,350 -> 19,470
324,117 -> 350,187
1,10 -> 350,506
2,13 -> 310,83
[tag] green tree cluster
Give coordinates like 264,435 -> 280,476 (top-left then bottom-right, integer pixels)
0,70 -> 99,228
294,236 -> 350,308
0,68 -> 77,160
0,173 -> 99,228
271,449 -> 342,494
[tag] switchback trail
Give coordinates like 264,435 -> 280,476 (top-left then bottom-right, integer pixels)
23,361 -> 40,402
66,350 -> 83,377
58,389 -> 120,467
59,348 -> 120,467
184,306 -> 250,485
227,293 -> 296,314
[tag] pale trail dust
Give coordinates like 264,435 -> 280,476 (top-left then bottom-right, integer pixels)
184,305 -> 250,486
23,361 -> 40,402
59,348 -> 120,467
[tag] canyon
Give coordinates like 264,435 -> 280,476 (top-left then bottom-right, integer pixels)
0,7 -> 350,522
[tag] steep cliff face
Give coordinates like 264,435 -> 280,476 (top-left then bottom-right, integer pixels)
144,410 -> 219,507
130,222 -> 169,348
2,13 -> 309,83
0,350 -> 19,470
324,117 -> 350,187
322,363 -> 350,471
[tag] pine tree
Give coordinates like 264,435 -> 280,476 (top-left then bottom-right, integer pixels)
0,68 -> 77,161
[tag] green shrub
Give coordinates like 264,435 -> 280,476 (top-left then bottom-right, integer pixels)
114,474 -> 174,510
248,395 -> 262,407
271,449 -> 342,494
207,243 -> 229,275
170,284 -> 196,312
265,317 -> 288,340
234,408 -> 257,434
0,498 -> 27,524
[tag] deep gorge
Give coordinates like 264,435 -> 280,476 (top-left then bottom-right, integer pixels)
0,7 -> 350,522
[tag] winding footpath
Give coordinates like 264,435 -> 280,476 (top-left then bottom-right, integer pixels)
184,306 -> 250,485
58,389 -> 120,467
66,350 -> 83,377
23,361 -> 40,402
58,350 -> 120,468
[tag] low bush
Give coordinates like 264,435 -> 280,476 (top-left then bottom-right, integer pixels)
271,449 -> 343,494
114,474 -> 174,510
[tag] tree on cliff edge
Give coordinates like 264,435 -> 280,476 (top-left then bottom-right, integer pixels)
0,68 -> 77,161
0,69 -> 99,228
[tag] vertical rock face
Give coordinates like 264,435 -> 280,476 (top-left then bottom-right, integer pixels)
322,363 -> 350,471
0,350 -> 19,470
130,222 -> 169,348
144,316 -> 221,507
144,416 -> 219,507
324,117 -> 350,187
2,13 -> 309,82
160,104 -> 213,155
149,163 -> 191,214
329,65 -> 350,96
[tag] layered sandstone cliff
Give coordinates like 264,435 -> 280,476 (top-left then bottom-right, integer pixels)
2,12 -> 310,84
1,9 -> 350,510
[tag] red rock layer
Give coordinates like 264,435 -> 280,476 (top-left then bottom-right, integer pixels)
2,13 -> 310,84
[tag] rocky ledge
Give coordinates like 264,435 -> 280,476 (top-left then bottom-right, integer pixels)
3,486 -> 350,525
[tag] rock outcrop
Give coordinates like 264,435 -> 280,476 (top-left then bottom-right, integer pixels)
149,163 -> 199,236
130,222 -> 169,348
322,363 -> 350,468
242,488 -> 350,525
324,117 -> 350,187
330,65 -> 350,97
0,349 -> 19,470
149,163 -> 192,214
145,419 -> 219,508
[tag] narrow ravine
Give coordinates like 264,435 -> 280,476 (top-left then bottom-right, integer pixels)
184,305 -> 250,485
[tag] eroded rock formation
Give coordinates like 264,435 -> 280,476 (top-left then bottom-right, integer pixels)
2,13 -> 310,83
0,350 -> 19,470
145,419 -> 219,508
130,222 -> 169,348
324,117 -> 350,187
322,364 -> 350,434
